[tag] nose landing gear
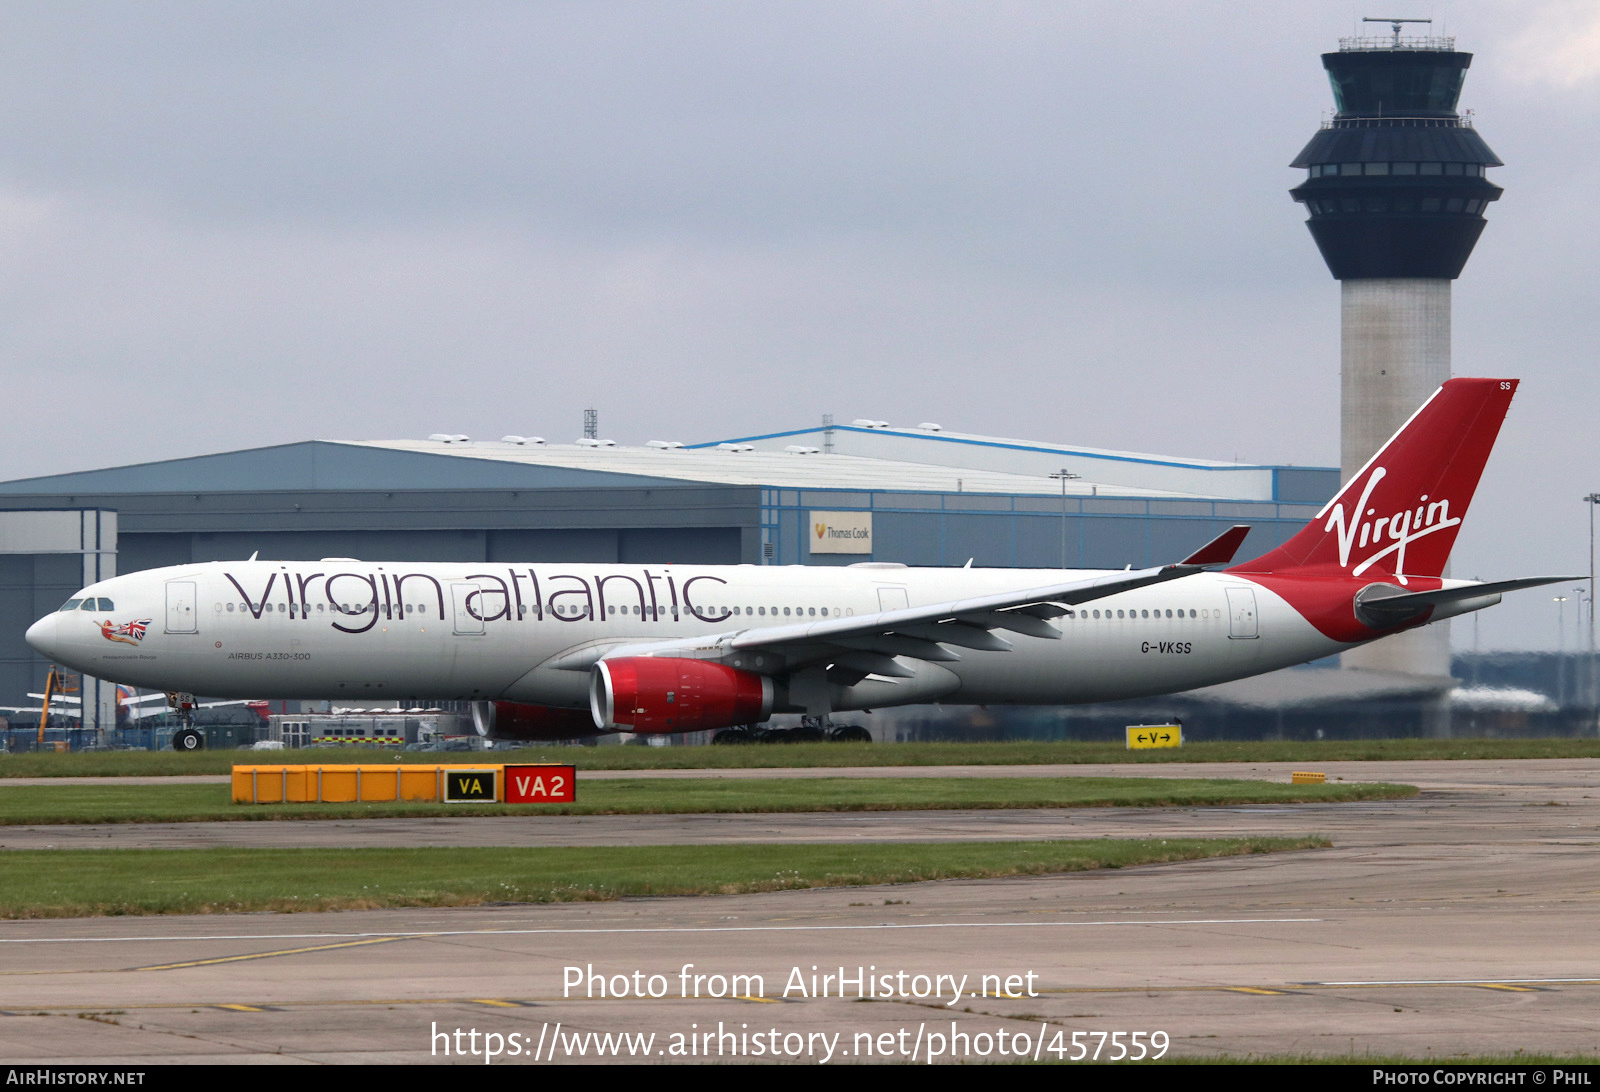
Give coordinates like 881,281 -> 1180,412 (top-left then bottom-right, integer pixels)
167,691 -> 203,751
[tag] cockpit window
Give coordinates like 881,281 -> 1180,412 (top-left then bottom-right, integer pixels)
59,599 -> 82,612
80,599 -> 98,611
97,598 -> 114,611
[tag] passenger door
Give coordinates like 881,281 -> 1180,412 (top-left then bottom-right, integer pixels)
451,582 -> 485,635
164,581 -> 197,634
1225,587 -> 1259,639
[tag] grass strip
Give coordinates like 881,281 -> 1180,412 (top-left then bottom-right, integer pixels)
0,837 -> 1325,917
0,777 -> 1415,825
3,737 -> 1595,778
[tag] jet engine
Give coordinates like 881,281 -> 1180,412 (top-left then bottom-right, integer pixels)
470,701 -> 604,741
590,657 -> 773,733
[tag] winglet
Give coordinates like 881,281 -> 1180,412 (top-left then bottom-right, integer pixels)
1180,525 -> 1251,566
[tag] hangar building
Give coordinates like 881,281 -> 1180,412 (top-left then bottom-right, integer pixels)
0,421 -> 1337,730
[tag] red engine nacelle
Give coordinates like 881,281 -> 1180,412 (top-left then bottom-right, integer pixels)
591,657 -> 774,733
470,701 -> 603,741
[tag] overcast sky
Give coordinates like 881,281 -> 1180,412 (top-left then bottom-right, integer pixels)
0,1 -> 1594,649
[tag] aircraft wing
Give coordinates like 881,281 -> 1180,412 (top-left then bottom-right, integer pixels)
567,563 -> 1202,680
727,564 -> 1200,654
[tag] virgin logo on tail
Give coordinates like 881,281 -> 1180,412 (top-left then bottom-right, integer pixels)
1230,378 -> 1516,581
1324,467 -> 1462,584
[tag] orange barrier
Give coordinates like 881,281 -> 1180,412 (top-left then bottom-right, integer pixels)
231,763 -> 575,804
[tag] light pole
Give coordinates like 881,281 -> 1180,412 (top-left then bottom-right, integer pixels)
1049,469 -> 1080,569
1584,494 -> 1600,719
1555,596 -> 1569,708
1578,584 -> 1591,721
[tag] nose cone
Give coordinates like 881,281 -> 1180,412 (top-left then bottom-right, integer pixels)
25,613 -> 62,661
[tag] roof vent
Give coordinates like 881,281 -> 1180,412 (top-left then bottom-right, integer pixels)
783,445 -> 821,454
851,418 -> 890,429
428,433 -> 470,443
501,435 -> 547,445
716,442 -> 755,453
917,422 -> 942,431
645,440 -> 685,450
574,437 -> 616,448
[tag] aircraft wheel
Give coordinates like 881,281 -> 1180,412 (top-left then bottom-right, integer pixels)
172,728 -> 205,752
829,725 -> 872,743
785,726 -> 826,743
712,728 -> 754,745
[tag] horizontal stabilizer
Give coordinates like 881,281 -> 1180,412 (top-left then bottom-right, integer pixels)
1181,526 -> 1250,566
1358,576 -> 1581,624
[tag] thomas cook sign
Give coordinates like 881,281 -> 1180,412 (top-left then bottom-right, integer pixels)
810,511 -> 872,555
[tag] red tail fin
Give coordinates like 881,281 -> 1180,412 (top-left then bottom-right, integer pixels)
1232,378 -> 1517,583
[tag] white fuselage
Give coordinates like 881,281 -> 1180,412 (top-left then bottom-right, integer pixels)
29,560 -> 1353,713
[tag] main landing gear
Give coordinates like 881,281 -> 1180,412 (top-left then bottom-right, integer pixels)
712,716 -> 872,745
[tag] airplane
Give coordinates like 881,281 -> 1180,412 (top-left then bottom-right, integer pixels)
23,378 -> 1571,745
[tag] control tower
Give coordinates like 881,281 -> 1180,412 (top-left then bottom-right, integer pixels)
1290,18 -> 1503,688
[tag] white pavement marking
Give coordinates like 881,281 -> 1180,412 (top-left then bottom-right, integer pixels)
1302,977 -> 1600,986
0,917 -> 1321,945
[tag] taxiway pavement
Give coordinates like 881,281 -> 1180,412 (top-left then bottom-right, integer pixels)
1,759 -> 1596,1063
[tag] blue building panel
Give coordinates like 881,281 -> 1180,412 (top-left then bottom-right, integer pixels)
940,513 -> 1013,568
